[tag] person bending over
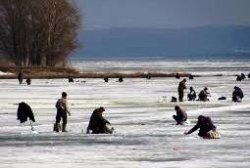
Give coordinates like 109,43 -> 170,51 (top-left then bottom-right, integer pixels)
173,105 -> 188,125
184,115 -> 220,139
87,107 -> 113,134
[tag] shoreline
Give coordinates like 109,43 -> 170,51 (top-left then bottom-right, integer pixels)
0,71 -> 192,79
0,71 -> 239,79
0,65 -> 240,79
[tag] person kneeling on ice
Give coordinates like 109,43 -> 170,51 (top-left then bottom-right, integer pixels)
87,107 -> 113,134
184,115 -> 220,139
232,86 -> 244,102
187,87 -> 196,101
173,105 -> 188,125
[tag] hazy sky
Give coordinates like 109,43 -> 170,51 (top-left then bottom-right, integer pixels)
75,0 -> 250,30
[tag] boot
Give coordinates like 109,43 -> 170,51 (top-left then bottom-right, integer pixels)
62,123 -> 67,132
54,123 -> 60,132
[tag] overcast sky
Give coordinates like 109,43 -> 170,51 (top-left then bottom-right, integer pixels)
75,0 -> 250,30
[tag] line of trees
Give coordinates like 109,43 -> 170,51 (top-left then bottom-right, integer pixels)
0,0 -> 80,67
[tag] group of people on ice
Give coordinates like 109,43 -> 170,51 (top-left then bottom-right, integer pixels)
178,78 -> 244,103
51,91 -> 221,139
52,91 -> 220,138
172,76 -> 246,139
16,73 -> 247,139
18,90 -> 218,139
52,92 -> 113,134
173,105 -> 220,139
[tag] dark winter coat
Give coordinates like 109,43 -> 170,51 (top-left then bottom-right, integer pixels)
188,89 -> 196,101
87,109 -> 110,134
178,81 -> 187,93
178,80 -> 187,101
232,87 -> 244,102
17,72 -> 23,84
17,102 -> 35,123
198,90 -> 209,101
187,116 -> 216,137
173,108 -> 187,124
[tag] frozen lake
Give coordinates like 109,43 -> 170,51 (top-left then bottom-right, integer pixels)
0,61 -> 250,167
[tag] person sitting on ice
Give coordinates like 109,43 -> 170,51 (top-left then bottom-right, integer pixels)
104,77 -> 109,82
173,105 -> 188,125
198,87 -> 210,102
187,87 -> 196,101
184,115 -> 220,139
241,73 -> 246,80
68,76 -> 74,83
236,75 -> 242,81
26,78 -> 31,85
87,107 -> 113,134
232,86 -> 244,102
118,77 -> 123,82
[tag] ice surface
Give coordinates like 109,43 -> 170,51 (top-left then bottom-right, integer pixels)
0,61 -> 250,168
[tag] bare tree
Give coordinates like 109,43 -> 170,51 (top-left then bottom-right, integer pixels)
0,0 -> 80,67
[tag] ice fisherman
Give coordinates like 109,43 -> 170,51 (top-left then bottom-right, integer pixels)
198,87 -> 210,102
26,78 -> 31,85
187,87 -> 196,101
17,71 -> 23,84
68,76 -> 74,83
87,107 -> 113,134
17,102 -> 36,131
236,73 -> 245,81
173,105 -> 188,125
104,77 -> 109,82
178,78 -> 187,102
184,115 -> 220,139
232,86 -> 244,102
118,77 -> 123,82
54,92 -> 71,132
241,73 -> 246,80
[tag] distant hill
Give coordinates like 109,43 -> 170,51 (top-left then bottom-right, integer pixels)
73,26 -> 250,60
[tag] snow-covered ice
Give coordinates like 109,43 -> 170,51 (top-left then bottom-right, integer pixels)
0,61 -> 250,168
0,71 -> 13,76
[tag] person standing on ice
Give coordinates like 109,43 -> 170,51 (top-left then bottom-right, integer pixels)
54,92 -> 71,132
173,105 -> 188,125
87,107 -> 113,134
232,86 -> 244,102
178,78 -> 187,102
184,115 -> 220,139
17,71 -> 23,84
